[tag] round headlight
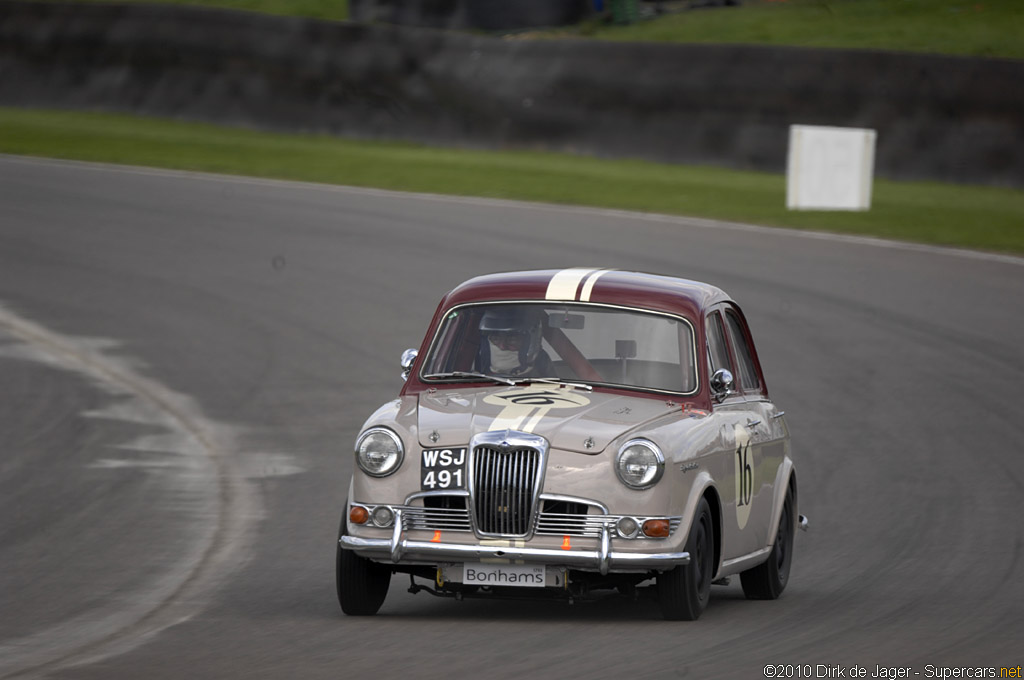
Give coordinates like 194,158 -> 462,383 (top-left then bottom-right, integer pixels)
355,427 -> 404,477
615,439 -> 665,489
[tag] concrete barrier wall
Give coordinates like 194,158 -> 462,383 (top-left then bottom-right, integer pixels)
2,1 -> 1022,186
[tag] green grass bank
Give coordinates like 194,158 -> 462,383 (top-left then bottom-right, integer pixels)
566,0 -> 1024,60
32,0 -> 350,22
3,108 -> 1022,254
32,0 -> 1024,59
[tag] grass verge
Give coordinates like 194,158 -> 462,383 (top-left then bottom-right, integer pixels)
28,0 -> 1024,60
2,107 -> 1022,254
560,0 -> 1024,60
29,0 -> 350,22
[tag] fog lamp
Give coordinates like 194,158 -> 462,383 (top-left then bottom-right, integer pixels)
371,506 -> 395,527
616,517 -> 639,538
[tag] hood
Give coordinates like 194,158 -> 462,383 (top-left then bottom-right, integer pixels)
416,385 -> 679,454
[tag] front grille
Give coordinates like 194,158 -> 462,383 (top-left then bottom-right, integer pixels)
535,504 -> 685,539
536,512 -> 608,538
402,505 -> 471,532
536,498 -> 606,537
471,445 -> 541,537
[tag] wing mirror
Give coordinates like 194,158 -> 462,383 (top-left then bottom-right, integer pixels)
400,348 -> 418,382
710,368 -> 735,403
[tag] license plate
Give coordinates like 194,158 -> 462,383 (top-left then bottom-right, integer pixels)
420,447 -> 467,491
462,563 -> 547,588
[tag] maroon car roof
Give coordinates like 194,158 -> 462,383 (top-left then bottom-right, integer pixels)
439,269 -> 730,318
402,269 -> 737,406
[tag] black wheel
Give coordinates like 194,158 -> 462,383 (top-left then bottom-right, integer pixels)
740,484 -> 794,600
336,510 -> 391,616
658,497 -> 714,621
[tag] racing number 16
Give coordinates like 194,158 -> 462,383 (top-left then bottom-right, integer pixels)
736,442 -> 752,507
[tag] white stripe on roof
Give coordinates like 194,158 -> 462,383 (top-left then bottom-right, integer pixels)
545,268 -> 596,301
579,269 -> 613,302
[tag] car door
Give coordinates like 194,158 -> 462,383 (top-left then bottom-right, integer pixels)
720,304 -> 787,555
706,308 -> 764,562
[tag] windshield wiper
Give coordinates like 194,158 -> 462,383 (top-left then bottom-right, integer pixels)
423,371 -> 521,386
423,372 -> 593,391
524,377 -> 594,392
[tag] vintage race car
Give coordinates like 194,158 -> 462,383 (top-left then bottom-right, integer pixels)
337,269 -> 805,620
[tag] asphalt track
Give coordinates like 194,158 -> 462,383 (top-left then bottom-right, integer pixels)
1,154 -> 1022,680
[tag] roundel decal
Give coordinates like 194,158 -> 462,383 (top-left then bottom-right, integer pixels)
483,388 -> 590,433
734,424 -> 753,530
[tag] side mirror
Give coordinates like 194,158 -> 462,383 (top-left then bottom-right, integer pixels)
710,368 -> 735,402
400,348 -> 418,382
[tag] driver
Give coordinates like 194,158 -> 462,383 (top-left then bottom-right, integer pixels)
478,307 -> 554,377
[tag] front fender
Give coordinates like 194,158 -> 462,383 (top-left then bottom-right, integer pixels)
673,469 -> 723,579
765,456 -> 796,551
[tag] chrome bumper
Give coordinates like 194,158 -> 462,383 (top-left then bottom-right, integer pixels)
340,512 -> 689,576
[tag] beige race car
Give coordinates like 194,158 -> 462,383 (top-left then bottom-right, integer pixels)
338,269 -> 805,620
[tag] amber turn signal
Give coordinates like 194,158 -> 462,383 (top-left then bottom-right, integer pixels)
642,519 -> 671,538
349,505 -> 369,525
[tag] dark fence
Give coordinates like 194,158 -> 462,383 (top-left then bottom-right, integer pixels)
1,1 -> 1022,186
349,0 -> 594,31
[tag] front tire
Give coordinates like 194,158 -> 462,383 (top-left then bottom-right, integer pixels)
740,484 -> 794,600
658,497 -> 714,621
336,511 -> 391,616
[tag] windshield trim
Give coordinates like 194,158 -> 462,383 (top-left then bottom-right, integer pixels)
419,300 -> 700,397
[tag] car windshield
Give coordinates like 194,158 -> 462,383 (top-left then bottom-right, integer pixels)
422,302 -> 697,394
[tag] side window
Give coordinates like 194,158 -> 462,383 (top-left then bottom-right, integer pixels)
706,312 -> 732,375
724,310 -> 761,393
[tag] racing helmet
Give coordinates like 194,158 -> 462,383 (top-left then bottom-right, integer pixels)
478,306 -> 545,374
